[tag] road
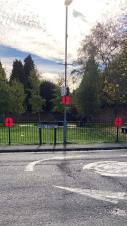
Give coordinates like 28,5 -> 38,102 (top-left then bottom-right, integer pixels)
1,149 -> 127,225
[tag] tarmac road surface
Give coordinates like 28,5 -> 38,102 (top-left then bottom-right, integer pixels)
1,149 -> 127,225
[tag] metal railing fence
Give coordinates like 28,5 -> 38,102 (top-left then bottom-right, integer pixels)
0,121 -> 126,145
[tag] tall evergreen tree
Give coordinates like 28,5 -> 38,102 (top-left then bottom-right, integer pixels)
76,57 -> 100,117
10,60 -> 25,85
23,55 -> 41,112
24,54 -> 35,90
24,54 -> 34,73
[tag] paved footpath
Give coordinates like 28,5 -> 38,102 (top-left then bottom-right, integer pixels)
0,143 -> 127,152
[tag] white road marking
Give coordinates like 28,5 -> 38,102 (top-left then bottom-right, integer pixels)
25,160 -> 42,171
25,156 -> 127,204
25,155 -> 83,172
83,161 -> 127,177
111,208 -> 126,216
54,185 -> 127,204
25,154 -> 127,172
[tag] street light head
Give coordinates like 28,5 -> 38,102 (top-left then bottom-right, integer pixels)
64,0 -> 73,6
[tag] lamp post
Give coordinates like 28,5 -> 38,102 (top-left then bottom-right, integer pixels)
115,83 -> 119,117
63,0 -> 73,146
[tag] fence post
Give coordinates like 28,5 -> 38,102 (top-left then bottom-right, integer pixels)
54,127 -> 57,145
39,128 -> 42,145
116,126 -> 119,143
8,127 -> 11,145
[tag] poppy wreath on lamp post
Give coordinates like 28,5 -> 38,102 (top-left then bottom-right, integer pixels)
61,86 -> 70,105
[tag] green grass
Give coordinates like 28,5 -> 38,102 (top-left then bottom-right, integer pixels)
0,123 -> 126,145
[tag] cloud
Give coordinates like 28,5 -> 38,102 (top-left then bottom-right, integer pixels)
0,0 -> 126,81
0,45 -> 65,79
0,55 -> 64,80
73,10 -> 87,22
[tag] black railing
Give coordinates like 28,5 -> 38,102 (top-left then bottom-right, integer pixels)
0,121 -> 127,145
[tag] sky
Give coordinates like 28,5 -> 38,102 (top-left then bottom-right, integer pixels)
0,0 -> 126,83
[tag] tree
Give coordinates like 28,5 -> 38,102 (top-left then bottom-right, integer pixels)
29,94 -> 45,114
24,54 -> 35,89
10,55 -> 41,113
0,61 -> 6,81
72,20 -> 127,114
72,21 -> 122,84
23,55 -> 41,112
52,86 -> 64,113
76,58 -> 100,117
28,69 -> 40,94
101,37 -> 127,107
9,81 -> 25,115
0,62 -> 11,115
0,81 -> 11,115
10,60 -> 25,85
79,22 -> 121,69
39,80 -> 57,111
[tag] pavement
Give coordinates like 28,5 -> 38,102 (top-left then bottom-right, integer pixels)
0,142 -> 127,153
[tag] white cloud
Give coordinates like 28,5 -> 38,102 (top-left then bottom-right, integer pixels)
0,57 -> 15,78
0,0 -> 126,80
40,72 -> 58,81
0,0 -> 126,61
